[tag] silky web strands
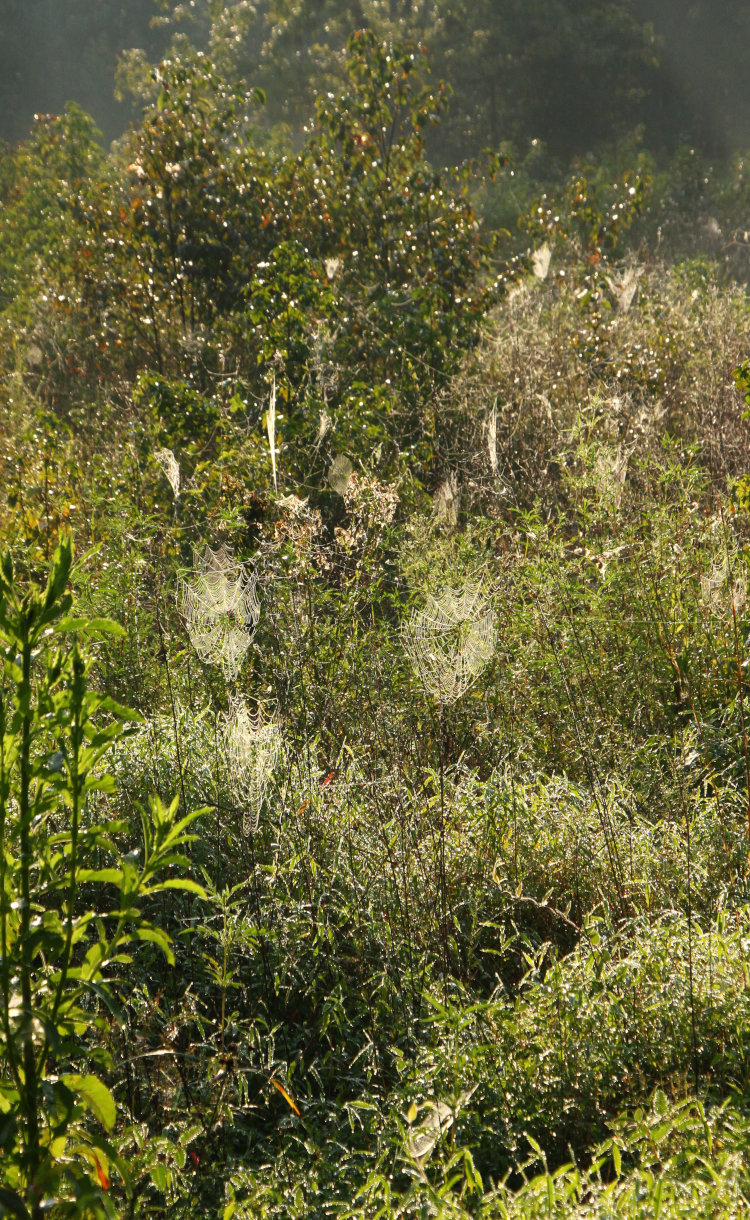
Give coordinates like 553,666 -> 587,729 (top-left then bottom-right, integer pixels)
223,697 -> 282,834
154,447 -> 180,498
179,544 -> 260,681
700,560 -> 747,620
327,454 -> 354,496
402,583 -> 496,705
594,443 -> 630,511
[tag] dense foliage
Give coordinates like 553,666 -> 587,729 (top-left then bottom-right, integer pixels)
5,23 -> 750,1220
5,1 -> 750,161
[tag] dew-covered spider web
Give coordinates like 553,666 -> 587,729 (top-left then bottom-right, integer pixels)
223,697 -> 282,834
594,444 -> 630,510
154,447 -> 180,498
402,583 -> 495,705
179,544 -> 260,681
700,560 -> 747,619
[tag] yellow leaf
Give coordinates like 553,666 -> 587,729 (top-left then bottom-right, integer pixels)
270,1078 -> 300,1116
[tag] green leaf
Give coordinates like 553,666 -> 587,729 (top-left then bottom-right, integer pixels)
0,1187 -> 31,1219
97,695 -> 143,721
612,1140 -> 621,1178
76,868 -> 123,885
136,925 -> 175,965
653,1177 -> 663,1220
150,1162 -> 169,1192
56,616 -> 126,638
61,1073 -> 117,1130
155,878 -> 207,898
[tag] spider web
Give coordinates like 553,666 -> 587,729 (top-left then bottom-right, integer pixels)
402,584 -> 495,704
700,561 -> 746,618
154,447 -> 180,497
180,544 -> 260,681
223,698 -> 282,834
594,444 -> 630,509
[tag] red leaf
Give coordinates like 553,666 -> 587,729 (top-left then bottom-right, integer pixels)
94,1155 -> 110,1191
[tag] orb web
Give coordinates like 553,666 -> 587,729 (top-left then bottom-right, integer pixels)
180,544 -> 260,681
402,583 -> 495,704
223,697 -> 282,834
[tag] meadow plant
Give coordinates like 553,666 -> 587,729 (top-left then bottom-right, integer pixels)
0,539 -> 205,1216
401,583 -> 495,988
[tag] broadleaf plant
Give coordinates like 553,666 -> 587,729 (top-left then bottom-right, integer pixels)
0,537 -> 206,1218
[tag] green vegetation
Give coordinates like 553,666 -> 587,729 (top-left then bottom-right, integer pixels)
4,23 -> 750,1220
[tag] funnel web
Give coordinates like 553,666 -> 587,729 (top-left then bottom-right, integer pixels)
154,447 -> 180,497
594,444 -> 630,510
223,697 -> 282,834
180,544 -> 260,681
531,243 -> 552,280
402,584 -> 495,704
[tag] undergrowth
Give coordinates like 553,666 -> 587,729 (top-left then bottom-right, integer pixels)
4,40 -> 750,1217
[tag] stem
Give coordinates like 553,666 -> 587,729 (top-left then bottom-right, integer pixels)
675,741 -> 700,1092
438,701 -> 448,997
19,625 -> 41,1201
720,507 -> 750,843
0,669 -> 20,1091
50,645 -> 84,1027
156,593 -> 188,816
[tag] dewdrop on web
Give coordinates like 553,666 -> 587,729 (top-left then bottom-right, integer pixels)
401,583 -> 495,705
179,544 -> 260,681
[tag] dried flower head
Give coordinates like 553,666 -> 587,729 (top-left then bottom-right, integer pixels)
180,544 -> 260,680
332,474 -> 399,556
155,447 -> 180,497
402,583 -> 495,705
223,697 -> 282,834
